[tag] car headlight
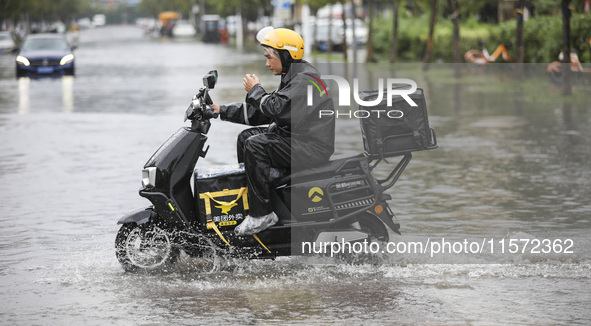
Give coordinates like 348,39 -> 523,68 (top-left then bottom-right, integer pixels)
60,54 -> 74,65
142,167 -> 157,188
16,55 -> 30,66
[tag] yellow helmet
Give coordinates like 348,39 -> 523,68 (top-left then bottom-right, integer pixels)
256,27 -> 304,60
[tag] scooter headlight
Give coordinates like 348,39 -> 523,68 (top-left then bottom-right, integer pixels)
142,167 -> 157,188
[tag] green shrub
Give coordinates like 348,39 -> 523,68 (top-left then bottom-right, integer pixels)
371,12 -> 591,63
493,14 -> 591,63
493,15 -> 560,63
372,14 -> 493,62
569,14 -> 591,63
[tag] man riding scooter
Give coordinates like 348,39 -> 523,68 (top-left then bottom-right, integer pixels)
212,27 -> 336,236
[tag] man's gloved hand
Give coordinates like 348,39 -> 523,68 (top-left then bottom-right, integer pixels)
243,74 -> 260,92
212,103 -> 220,115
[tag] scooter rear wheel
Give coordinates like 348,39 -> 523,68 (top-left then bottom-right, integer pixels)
115,223 -> 179,272
344,213 -> 390,264
353,213 -> 390,242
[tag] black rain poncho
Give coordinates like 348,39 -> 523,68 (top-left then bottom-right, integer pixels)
219,61 -> 335,216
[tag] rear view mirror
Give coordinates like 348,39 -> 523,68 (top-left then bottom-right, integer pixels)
203,70 -> 218,89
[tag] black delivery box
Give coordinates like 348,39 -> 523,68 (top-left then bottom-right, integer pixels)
359,86 -> 438,158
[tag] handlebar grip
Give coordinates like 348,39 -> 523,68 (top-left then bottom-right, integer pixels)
203,105 -> 218,119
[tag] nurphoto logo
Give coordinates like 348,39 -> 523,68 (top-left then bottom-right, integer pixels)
308,76 -> 418,119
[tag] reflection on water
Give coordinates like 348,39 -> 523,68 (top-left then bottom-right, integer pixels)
0,25 -> 591,325
17,77 -> 29,114
17,76 -> 74,113
314,63 -> 591,237
62,76 -> 74,112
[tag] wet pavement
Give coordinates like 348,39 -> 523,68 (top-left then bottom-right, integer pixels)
0,25 -> 590,325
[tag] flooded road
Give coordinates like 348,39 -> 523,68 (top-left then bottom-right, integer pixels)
1,25 -> 590,325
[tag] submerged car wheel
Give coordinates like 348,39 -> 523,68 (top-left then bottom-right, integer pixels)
115,223 -> 179,272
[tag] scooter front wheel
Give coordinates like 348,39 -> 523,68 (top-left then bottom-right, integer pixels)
115,223 -> 179,272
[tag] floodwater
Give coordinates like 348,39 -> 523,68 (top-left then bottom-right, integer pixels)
1,25 -> 591,325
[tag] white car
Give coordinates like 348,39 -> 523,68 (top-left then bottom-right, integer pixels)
77,17 -> 92,30
0,31 -> 16,54
172,21 -> 196,38
92,14 -> 106,27
311,19 -> 367,51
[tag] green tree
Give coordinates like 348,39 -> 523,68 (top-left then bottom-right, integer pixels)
339,0 -> 348,61
390,0 -> 401,63
448,0 -> 459,63
1,0 -> 92,31
561,0 -> 572,95
422,0 -> 438,69
515,0 -> 525,63
366,0 -> 376,62
52,0 -> 91,25
206,0 -> 270,21
137,0 -> 194,18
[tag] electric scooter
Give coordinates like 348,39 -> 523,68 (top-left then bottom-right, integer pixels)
115,70 -> 437,272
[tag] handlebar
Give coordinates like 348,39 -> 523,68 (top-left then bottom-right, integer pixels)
185,70 -> 219,131
203,105 -> 218,119
185,87 -> 216,122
